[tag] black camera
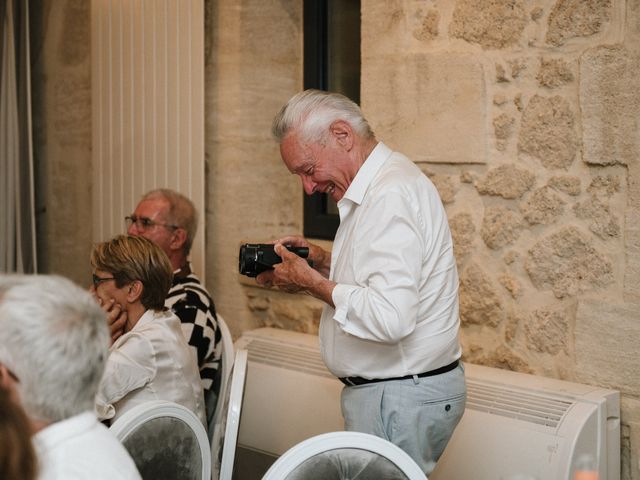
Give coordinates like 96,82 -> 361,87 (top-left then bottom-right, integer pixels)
239,243 -> 311,277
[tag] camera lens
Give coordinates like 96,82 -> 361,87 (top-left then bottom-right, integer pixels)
239,244 -> 257,277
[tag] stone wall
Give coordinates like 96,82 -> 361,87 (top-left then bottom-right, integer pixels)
372,1 -> 638,476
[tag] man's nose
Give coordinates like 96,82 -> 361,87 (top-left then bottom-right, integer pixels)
302,176 -> 316,195
127,222 -> 138,235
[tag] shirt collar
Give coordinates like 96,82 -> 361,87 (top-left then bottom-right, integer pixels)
34,412 -> 97,453
173,262 -> 192,278
132,309 -> 156,330
340,142 -> 391,206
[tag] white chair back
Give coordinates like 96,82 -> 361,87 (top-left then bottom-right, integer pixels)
110,400 -> 211,480
261,431 -> 427,480
213,349 -> 248,480
207,313 -> 235,441
209,314 -> 236,478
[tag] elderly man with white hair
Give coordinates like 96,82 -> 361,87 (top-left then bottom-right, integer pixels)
0,274 -> 141,480
255,89 -> 466,475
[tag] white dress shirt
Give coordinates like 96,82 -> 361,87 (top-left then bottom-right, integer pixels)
320,142 -> 462,379
34,411 -> 141,480
96,309 -> 206,425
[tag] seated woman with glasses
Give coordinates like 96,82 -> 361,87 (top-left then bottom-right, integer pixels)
90,235 -> 205,426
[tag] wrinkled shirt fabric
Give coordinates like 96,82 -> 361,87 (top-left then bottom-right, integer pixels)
96,309 -> 205,425
320,142 -> 462,379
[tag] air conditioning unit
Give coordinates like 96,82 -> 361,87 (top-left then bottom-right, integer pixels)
234,328 -> 344,479
234,327 -> 620,480
431,364 -> 620,480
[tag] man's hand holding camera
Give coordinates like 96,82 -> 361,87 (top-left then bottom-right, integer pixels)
256,244 -> 309,293
243,236 -> 335,305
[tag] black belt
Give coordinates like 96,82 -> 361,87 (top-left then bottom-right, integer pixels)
339,359 -> 459,387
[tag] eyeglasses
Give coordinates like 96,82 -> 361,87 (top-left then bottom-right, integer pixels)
125,215 -> 179,232
92,273 -> 116,288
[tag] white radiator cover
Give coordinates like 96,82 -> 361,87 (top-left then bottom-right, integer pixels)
431,364 -> 620,480
236,328 -> 344,458
236,328 -> 620,480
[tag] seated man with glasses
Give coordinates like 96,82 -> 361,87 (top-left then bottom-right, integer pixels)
0,275 -> 141,479
91,235 -> 206,426
126,189 -> 221,424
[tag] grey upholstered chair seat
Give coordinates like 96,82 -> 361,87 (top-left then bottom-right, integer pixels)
121,416 -> 202,479
262,432 -> 427,480
283,447 -> 411,480
110,400 -> 210,480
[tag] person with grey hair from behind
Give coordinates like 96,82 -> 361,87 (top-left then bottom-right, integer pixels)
0,275 -> 141,480
255,89 -> 467,475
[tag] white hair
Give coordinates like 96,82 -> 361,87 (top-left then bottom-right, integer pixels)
0,274 -> 109,423
271,89 -> 375,145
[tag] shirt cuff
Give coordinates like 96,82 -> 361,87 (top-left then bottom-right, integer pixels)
95,401 -> 115,421
331,283 -> 357,327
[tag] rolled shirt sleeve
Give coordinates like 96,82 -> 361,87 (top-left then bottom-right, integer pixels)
331,190 -> 424,344
95,333 -> 157,421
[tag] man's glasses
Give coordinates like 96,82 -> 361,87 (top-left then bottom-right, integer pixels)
125,215 -> 179,232
92,273 -> 116,289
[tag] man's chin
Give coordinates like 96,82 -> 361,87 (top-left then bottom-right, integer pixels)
329,190 -> 343,202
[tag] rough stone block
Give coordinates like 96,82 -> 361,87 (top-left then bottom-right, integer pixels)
573,196 -> 621,239
449,0 -> 527,49
493,113 -> 515,151
546,0 -> 612,46
498,272 -> 522,298
466,345 -> 533,374
537,58 -> 574,88
518,94 -> 578,170
525,226 -> 614,298
588,174 -> 622,196
548,175 -> 581,196
575,299 -> 640,395
449,212 -> 476,261
525,307 -> 570,354
362,53 -> 486,164
476,163 -> 535,199
580,46 -> 640,166
481,205 -> 524,249
521,186 -> 566,225
459,262 -> 503,327
425,173 -> 457,204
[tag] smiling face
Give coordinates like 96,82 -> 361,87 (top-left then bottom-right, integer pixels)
280,125 -> 357,203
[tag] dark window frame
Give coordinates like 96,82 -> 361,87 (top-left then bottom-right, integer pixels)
302,0 -> 360,240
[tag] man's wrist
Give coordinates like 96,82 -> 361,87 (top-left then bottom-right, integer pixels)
308,275 -> 336,307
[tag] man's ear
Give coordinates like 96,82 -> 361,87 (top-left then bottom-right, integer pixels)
0,364 -> 23,411
330,120 -> 354,151
169,228 -> 188,253
0,364 -> 16,390
126,280 -> 144,303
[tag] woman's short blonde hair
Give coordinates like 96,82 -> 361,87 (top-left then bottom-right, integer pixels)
90,235 -> 173,310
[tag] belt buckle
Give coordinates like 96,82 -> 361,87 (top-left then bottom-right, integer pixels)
343,377 -> 357,386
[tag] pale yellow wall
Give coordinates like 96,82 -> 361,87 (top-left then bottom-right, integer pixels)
31,0 -> 93,283
34,0 -> 639,477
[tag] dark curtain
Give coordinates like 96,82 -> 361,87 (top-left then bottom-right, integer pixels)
0,0 -> 37,273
